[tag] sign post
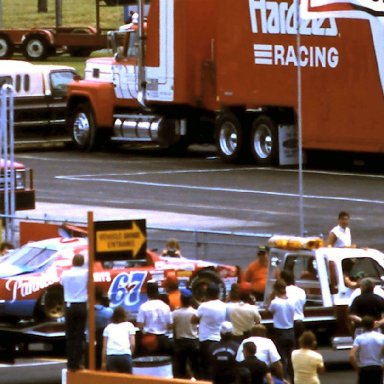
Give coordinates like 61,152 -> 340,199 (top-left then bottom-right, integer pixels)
87,216 -> 146,371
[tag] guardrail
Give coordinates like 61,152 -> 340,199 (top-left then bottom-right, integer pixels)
0,212 -> 273,269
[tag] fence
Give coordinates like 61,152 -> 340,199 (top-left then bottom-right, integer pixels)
3,211 -> 272,269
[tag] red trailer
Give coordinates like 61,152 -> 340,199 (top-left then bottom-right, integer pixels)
66,0 -> 384,164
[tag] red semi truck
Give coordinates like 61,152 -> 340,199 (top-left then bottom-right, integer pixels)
66,0 -> 384,164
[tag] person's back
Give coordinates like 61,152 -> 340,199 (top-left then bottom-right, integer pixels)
209,322 -> 239,384
291,331 -> 324,384
237,342 -> 271,384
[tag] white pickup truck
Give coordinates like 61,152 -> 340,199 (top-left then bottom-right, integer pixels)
261,235 -> 384,349
0,60 -> 77,146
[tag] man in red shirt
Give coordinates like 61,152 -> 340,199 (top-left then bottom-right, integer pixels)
244,246 -> 269,301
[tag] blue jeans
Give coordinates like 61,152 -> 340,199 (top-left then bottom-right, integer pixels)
107,354 -> 132,373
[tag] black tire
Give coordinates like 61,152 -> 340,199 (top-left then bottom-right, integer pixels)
68,103 -> 97,151
189,270 -> 226,305
215,112 -> 247,162
0,34 -> 14,59
250,115 -> 278,165
34,285 -> 65,321
22,34 -> 50,61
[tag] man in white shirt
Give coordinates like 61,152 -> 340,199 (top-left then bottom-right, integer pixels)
136,281 -> 173,355
236,324 -> 285,384
327,211 -> 353,247
280,269 -> 306,341
191,282 -> 227,379
60,253 -> 88,371
350,315 -> 384,384
172,288 -> 200,379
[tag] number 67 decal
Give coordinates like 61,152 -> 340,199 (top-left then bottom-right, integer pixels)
108,271 -> 148,307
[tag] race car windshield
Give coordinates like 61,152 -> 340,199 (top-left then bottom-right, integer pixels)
4,246 -> 55,270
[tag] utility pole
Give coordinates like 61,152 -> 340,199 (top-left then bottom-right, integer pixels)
56,0 -> 62,28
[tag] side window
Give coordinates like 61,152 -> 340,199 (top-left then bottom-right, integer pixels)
15,75 -> 21,93
342,257 -> 384,282
284,255 -> 322,306
0,76 -> 12,88
50,71 -> 75,96
24,74 -> 30,92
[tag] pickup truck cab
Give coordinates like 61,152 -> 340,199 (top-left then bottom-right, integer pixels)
262,235 -> 384,349
0,60 -> 77,145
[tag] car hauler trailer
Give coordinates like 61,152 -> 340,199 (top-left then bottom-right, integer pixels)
0,0 -> 133,61
66,0 -> 384,164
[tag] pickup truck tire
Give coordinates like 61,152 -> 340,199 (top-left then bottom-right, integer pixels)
34,285 -> 65,321
70,103 -> 97,151
189,270 -> 226,305
250,115 -> 278,165
216,112 -> 247,162
0,34 -> 14,58
22,35 -> 49,61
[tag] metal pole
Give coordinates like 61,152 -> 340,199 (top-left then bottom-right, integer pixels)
87,211 -> 96,371
296,0 -> 304,236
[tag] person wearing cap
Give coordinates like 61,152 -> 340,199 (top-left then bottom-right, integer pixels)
208,321 -> 240,384
191,282 -> 227,380
136,280 -> 173,356
244,246 -> 269,301
172,288 -> 200,379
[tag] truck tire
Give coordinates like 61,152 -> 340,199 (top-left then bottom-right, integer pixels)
0,34 -> 14,59
22,35 -> 50,61
34,285 -> 65,321
250,115 -> 278,165
69,103 -> 97,151
189,270 -> 226,305
215,112 -> 247,162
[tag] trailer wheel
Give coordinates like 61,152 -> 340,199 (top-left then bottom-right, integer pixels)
0,34 -> 14,59
22,35 -> 49,61
189,270 -> 226,305
69,103 -> 97,151
215,112 -> 246,162
250,115 -> 278,165
34,285 -> 65,321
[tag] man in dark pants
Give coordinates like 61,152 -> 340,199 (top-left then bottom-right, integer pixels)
237,341 -> 272,384
350,316 -> 384,384
61,253 -> 88,371
209,321 -> 240,384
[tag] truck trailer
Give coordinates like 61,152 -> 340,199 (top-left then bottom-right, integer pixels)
66,0 -> 384,164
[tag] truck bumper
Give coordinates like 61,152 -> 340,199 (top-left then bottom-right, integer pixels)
0,190 -> 36,212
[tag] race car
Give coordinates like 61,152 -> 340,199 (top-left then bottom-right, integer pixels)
0,236 -> 240,323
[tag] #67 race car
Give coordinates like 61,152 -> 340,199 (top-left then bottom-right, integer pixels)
0,236 -> 240,323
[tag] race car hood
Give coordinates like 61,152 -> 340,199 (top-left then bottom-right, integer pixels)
0,264 -> 31,278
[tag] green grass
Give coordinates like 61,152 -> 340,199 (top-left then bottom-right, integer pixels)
2,0 -> 125,29
3,1 -> 124,75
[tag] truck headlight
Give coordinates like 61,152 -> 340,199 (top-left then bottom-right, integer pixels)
15,171 -> 26,189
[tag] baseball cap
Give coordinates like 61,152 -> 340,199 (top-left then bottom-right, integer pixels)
180,288 -> 193,298
220,321 -> 234,335
257,245 -> 268,255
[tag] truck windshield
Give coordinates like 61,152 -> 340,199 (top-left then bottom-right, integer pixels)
111,30 -> 139,59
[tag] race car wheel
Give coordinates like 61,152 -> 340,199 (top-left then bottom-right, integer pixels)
22,35 -> 50,61
215,112 -> 247,162
69,103 -> 97,151
189,270 -> 226,305
0,34 -> 14,59
250,115 -> 278,165
35,285 -> 65,321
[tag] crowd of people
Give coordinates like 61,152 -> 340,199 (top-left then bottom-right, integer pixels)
58,211 -> 384,384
